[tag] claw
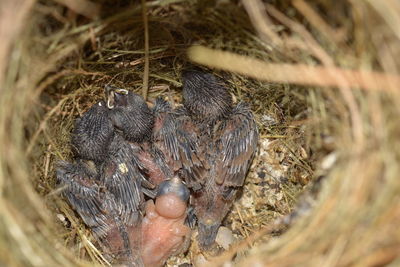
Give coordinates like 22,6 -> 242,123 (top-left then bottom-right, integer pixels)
184,206 -> 197,229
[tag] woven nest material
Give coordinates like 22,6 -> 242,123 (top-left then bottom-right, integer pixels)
1,0 -> 400,266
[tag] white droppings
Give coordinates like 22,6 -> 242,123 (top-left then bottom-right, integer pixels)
118,163 -> 128,173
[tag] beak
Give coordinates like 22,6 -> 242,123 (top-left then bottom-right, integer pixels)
105,85 -> 129,109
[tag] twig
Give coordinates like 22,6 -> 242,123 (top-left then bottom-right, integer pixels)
141,0 -> 150,100
266,4 -> 332,65
44,145 -> 52,179
266,4 -> 364,146
293,0 -> 344,43
31,69 -> 104,103
26,98 -> 67,154
366,0 -> 400,42
209,224 -> 283,266
52,0 -> 100,19
0,0 -> 35,87
188,46 -> 400,92
242,0 -> 282,48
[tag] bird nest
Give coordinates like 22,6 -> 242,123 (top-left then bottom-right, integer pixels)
1,0 -> 400,266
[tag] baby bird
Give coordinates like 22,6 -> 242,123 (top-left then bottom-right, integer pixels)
58,99 -> 147,266
141,177 -> 191,267
59,90 -> 196,265
106,86 -> 172,188
71,101 -> 114,164
57,159 -> 144,266
180,70 -> 259,249
152,96 -> 203,187
105,87 -> 195,264
99,133 -> 147,265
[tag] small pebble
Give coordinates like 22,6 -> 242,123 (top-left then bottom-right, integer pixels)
215,226 -> 235,250
239,192 -> 254,208
56,213 -> 69,227
260,114 -> 277,126
56,213 -> 65,222
193,254 -> 210,267
321,152 -> 337,170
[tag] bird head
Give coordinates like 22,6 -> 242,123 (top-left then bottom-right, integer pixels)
182,69 -> 232,122
155,177 -> 190,219
105,85 -> 154,143
71,101 -> 114,162
105,85 -> 129,109
157,177 -> 190,202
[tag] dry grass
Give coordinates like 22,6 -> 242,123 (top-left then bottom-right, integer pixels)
1,0 -> 400,266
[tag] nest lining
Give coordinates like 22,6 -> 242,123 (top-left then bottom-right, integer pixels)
2,0 -> 399,266
30,2 -> 312,265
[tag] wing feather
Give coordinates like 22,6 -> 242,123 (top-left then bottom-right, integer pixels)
57,155 -> 143,258
153,98 -> 204,187
101,135 -> 144,226
56,161 -> 109,237
215,102 -> 258,186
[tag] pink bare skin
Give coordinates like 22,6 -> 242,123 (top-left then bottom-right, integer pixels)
141,193 -> 191,267
138,148 -> 167,186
